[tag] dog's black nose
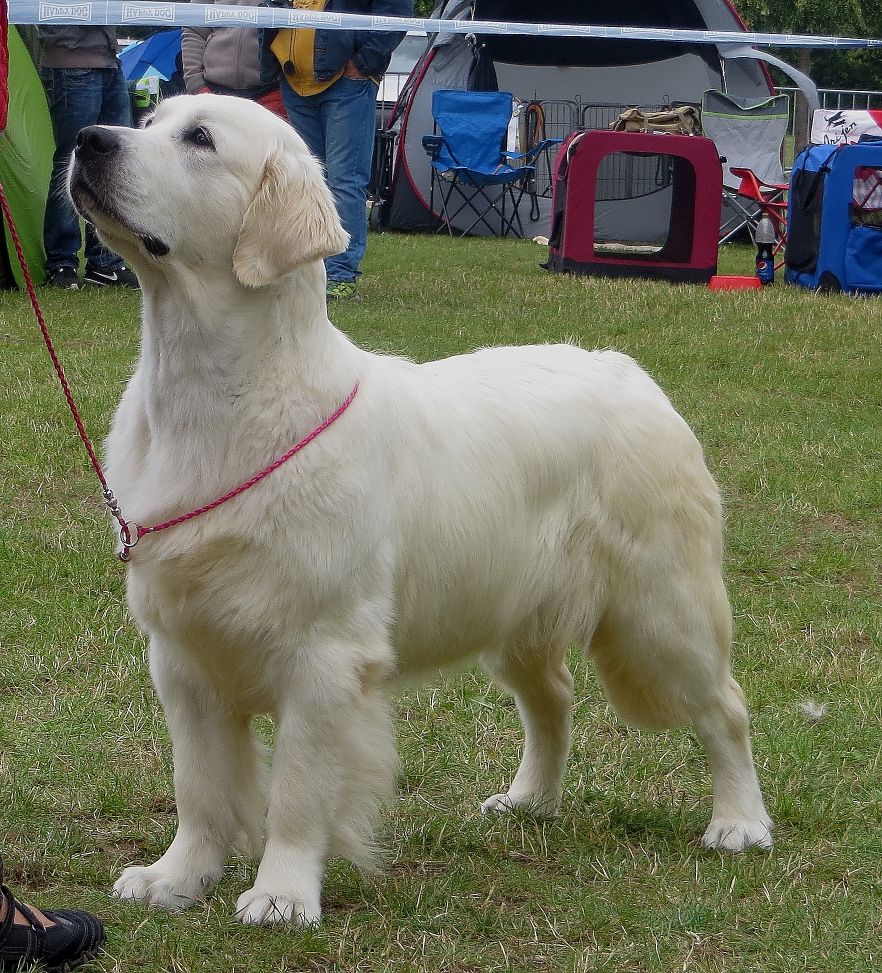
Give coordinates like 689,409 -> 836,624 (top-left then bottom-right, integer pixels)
76,126 -> 122,159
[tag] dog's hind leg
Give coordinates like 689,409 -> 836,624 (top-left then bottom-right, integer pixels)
590,576 -> 773,852
689,674 -> 773,851
480,642 -> 574,817
113,640 -> 264,910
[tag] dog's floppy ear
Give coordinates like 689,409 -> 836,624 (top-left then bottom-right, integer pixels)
233,150 -> 349,287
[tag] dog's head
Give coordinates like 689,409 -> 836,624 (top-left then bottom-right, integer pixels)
68,94 -> 349,287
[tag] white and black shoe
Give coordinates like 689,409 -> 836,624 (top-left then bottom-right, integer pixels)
46,267 -> 80,290
83,265 -> 140,289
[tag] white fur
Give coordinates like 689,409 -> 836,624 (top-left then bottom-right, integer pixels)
69,95 -> 773,927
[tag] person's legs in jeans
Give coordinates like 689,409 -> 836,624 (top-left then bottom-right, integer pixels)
83,67 -> 133,272
41,68 -> 103,274
281,77 -> 377,285
280,87 -> 325,170
42,66 -> 132,277
320,77 -> 377,284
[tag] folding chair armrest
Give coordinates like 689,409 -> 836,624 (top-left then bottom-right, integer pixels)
729,166 -> 788,199
532,137 -> 564,154
506,138 -> 564,164
422,134 -> 444,160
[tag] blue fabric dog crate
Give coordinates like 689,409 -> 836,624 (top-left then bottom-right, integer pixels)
785,140 -> 882,293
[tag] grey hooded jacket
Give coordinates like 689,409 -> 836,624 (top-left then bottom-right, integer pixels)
181,0 -> 272,97
38,26 -> 120,69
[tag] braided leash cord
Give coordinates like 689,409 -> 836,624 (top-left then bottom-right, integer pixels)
0,178 -> 359,562
129,382 -> 360,551
0,181 -> 111,493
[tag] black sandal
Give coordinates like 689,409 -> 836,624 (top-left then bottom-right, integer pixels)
0,853 -> 105,972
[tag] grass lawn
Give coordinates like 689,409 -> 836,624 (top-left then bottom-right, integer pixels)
0,234 -> 880,973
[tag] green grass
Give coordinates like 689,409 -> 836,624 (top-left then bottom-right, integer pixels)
1,235 -> 880,973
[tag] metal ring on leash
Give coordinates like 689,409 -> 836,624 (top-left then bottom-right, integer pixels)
118,522 -> 139,562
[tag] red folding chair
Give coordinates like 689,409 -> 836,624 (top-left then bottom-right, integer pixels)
729,166 -> 789,268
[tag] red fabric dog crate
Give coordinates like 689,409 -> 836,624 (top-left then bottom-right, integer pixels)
547,130 -> 722,284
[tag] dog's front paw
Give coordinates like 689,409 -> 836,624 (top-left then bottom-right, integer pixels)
112,864 -> 221,911
701,816 -> 774,852
235,887 -> 321,927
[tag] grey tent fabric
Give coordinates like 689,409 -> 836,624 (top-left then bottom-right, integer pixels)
719,44 -> 820,113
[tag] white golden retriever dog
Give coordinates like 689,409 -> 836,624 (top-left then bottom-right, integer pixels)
69,95 -> 772,926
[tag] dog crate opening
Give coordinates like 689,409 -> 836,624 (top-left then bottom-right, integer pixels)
593,151 -> 690,255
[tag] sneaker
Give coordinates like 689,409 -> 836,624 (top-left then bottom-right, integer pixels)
325,279 -> 361,302
46,267 -> 80,290
83,264 -> 140,289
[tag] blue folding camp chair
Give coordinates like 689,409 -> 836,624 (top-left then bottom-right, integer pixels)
422,89 -> 560,238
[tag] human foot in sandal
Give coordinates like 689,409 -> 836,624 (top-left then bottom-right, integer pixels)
0,853 -> 105,971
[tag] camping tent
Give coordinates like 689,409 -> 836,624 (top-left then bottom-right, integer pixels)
384,0 -> 804,240
0,24 -> 53,287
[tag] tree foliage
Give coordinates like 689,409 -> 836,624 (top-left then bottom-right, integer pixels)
738,0 -> 866,35
737,0 -> 882,90
403,0 -> 882,90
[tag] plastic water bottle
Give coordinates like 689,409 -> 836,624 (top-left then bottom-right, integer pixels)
754,216 -> 776,285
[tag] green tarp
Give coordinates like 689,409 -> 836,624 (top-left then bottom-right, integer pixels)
0,26 -> 53,287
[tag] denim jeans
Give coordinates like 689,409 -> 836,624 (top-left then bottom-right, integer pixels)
280,75 -> 378,282
40,66 -> 132,273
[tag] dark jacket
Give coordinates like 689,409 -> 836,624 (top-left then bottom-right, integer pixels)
38,26 -> 120,69
261,0 -> 412,86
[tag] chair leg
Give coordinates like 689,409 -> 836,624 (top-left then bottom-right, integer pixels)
435,174 -> 456,236
444,184 -> 510,238
440,179 -> 480,236
502,184 -> 528,239
434,177 -> 532,239
719,193 -> 759,244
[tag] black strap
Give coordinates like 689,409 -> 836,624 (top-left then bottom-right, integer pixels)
0,883 -> 43,967
8,896 -> 47,933
798,144 -> 845,212
0,886 -> 15,941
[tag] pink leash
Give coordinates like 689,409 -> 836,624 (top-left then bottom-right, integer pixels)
0,180 -> 359,562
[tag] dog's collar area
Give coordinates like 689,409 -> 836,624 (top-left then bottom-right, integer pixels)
114,383 -> 361,562
141,235 -> 170,257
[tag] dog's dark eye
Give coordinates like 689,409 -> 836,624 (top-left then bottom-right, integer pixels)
186,126 -> 215,150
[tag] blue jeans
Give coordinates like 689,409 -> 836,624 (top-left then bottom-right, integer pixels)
41,66 -> 132,273
281,75 -> 378,283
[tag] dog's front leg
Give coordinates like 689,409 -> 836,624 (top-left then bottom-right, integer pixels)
114,640 -> 265,910
236,657 -> 396,927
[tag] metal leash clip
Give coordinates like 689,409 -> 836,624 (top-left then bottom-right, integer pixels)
104,488 -> 138,562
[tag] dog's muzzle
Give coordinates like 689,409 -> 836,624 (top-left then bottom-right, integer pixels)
71,126 -> 124,196
69,125 -> 123,215
76,124 -> 124,162
70,127 -> 171,258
